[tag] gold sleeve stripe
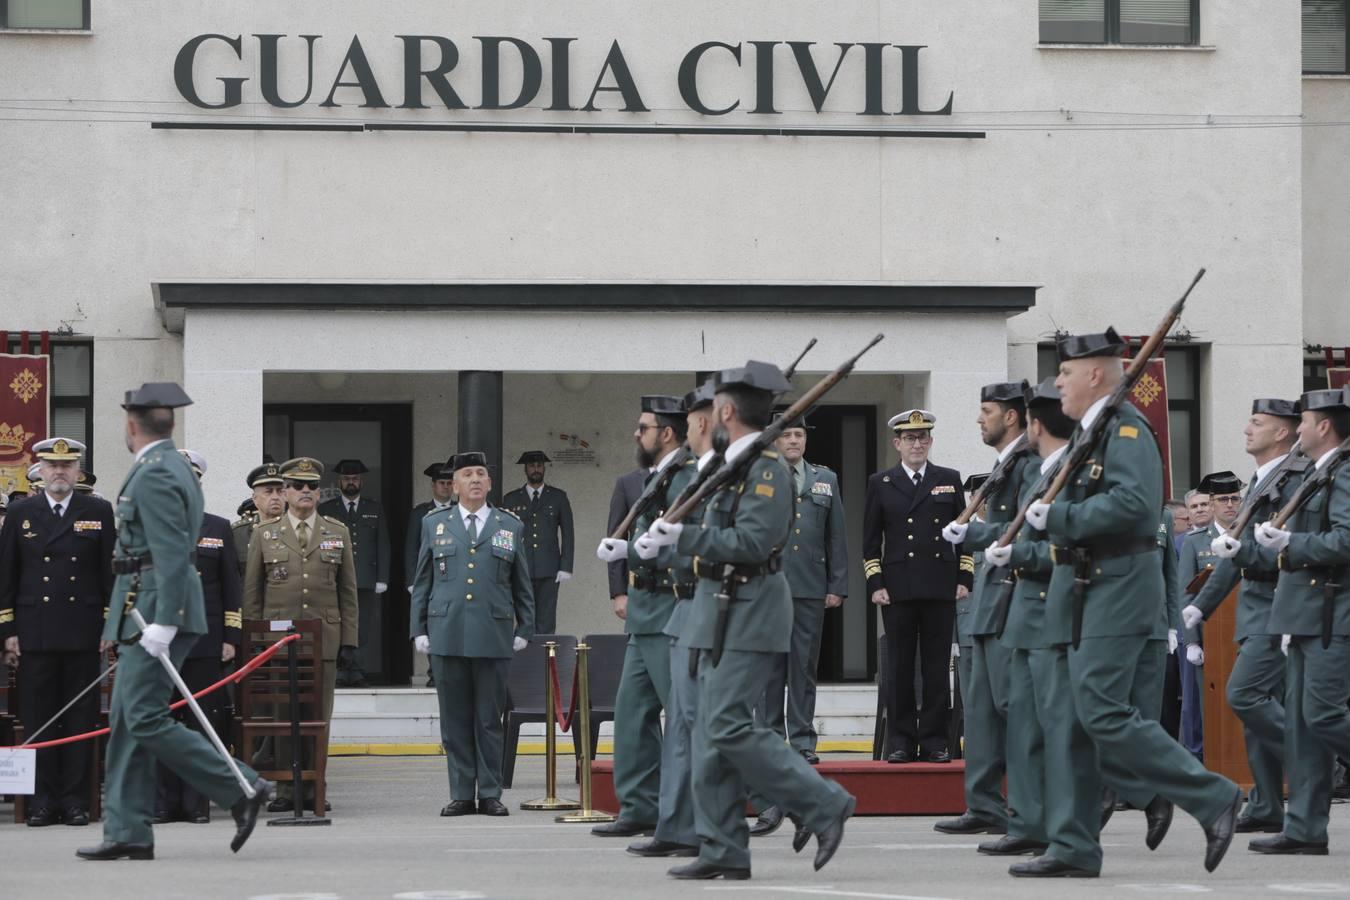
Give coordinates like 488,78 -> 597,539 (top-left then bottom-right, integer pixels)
223,611 -> 243,628
863,560 -> 882,578
959,556 -> 975,573
0,610 -> 13,624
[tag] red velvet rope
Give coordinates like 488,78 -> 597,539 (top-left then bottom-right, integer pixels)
547,654 -> 580,733
1,634 -> 302,751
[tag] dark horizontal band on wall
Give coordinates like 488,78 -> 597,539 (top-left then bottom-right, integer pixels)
150,121 -> 985,139
154,282 -> 1036,331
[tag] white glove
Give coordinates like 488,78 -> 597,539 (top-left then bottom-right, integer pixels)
407,585 -> 414,594
596,538 -> 628,563
941,521 -> 968,545
1281,634 -> 1291,656
1255,521 -> 1291,552
139,623 -> 177,659
633,533 -> 660,560
1181,604 -> 1204,631
1186,644 -> 1204,666
1168,629 -> 1179,655
1025,501 -> 1051,532
1211,534 -> 1241,559
983,542 -> 1012,567
555,571 -> 571,584
513,636 -> 528,652
375,581 -> 388,594
645,518 -> 683,548
414,635 -> 431,655
951,642 -> 961,658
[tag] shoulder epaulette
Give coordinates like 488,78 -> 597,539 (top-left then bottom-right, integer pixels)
1287,455 -> 1314,473
257,515 -> 284,526
320,514 -> 348,528
496,507 -> 522,524
762,449 -> 780,460
231,514 -> 257,529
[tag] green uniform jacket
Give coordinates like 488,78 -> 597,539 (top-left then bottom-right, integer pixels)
1194,460 -> 1307,640
500,484 -> 575,579
1044,403 -> 1165,646
781,462 -> 849,601
1269,464 -> 1350,636
410,505 -> 534,657
318,496 -> 390,591
999,457 -> 1054,650
660,458 -> 701,643
242,513 -> 359,661
1156,507 -> 1179,638
966,449 -> 1040,636
231,510 -> 258,577
624,456 -> 688,636
104,440 -> 208,642
1177,524 -> 1220,644
677,449 -> 793,653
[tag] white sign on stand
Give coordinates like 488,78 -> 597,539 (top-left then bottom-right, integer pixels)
0,748 -> 36,795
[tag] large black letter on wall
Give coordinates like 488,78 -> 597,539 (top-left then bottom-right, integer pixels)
896,45 -> 953,116
320,36 -> 391,108
255,34 -> 319,108
582,41 -> 648,112
398,35 -> 467,109
678,41 -> 741,116
477,36 -> 543,110
174,34 -> 247,110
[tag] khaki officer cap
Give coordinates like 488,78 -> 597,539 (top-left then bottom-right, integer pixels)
280,457 -> 324,482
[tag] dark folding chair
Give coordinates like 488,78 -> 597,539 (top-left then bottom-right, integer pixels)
502,634 -> 576,789
872,635 -> 888,760
579,633 -> 628,768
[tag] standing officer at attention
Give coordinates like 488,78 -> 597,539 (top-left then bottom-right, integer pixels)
0,437 -> 114,827
864,409 -> 973,764
319,459 -> 389,687
406,459 -> 455,687
243,457 -> 359,812
155,449 -> 242,824
233,463 -> 285,578
502,451 -> 575,635
78,383 -> 269,861
1185,398 -> 1304,835
410,451 -> 533,817
938,381 -> 1035,836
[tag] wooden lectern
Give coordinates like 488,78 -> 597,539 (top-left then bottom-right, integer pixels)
1199,579 -> 1254,789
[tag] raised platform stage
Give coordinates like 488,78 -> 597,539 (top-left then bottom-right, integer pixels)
588,758 -> 966,817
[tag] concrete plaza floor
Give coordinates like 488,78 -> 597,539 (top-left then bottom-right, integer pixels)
4,754 -> 1350,899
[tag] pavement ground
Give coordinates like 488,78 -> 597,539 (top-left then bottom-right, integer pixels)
4,753 -> 1350,900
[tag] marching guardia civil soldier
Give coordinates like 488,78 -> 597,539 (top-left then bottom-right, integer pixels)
319,459 -> 390,687
242,456 -> 358,812
1250,387 -> 1350,855
502,450 -> 575,635
0,437 -> 114,827
410,451 -> 533,817
1185,398 -> 1304,835
233,462 -> 285,577
643,361 -> 855,880
1016,329 -> 1240,877
79,383 -> 269,861
938,381 -> 1035,836
954,473 -> 989,706
593,395 -> 688,837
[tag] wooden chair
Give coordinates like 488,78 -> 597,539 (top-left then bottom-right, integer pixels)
501,634 -> 577,788
579,633 -> 628,766
236,619 -> 328,814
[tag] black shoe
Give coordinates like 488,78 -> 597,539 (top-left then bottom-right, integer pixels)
1100,788 -> 1117,829
478,798 -> 509,817
1202,790 -> 1243,873
921,748 -> 952,763
230,777 -> 273,854
591,818 -> 655,837
152,810 -> 174,825
1249,833 -> 1329,855
979,836 -> 1049,856
62,807 -> 90,826
1144,796 -> 1174,851
667,861 -> 750,880
934,812 -> 1006,835
27,807 -> 59,827
627,838 -> 698,857
1235,815 -> 1283,834
789,814 -> 810,853
76,841 -> 154,861
800,749 -> 820,765
189,812 -> 210,825
425,674 -> 435,688
440,800 -> 476,816
813,795 -> 856,872
266,797 -> 294,813
886,749 -> 914,764
1009,855 -> 1097,878
749,806 -> 783,837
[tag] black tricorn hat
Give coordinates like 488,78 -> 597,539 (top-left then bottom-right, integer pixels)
1056,327 -> 1127,363
1301,388 -> 1349,413
641,395 -> 684,416
682,379 -> 715,413
1251,398 -> 1300,419
121,382 -> 193,410
332,459 -> 369,475
981,381 -> 1029,404
237,497 -> 257,517
773,404 -> 812,430
963,472 -> 990,492
517,451 -> 551,465
1197,470 -> 1243,495
77,470 -> 97,488
423,460 -> 453,479
451,451 -> 489,472
1024,377 -> 1061,408
713,360 -> 794,395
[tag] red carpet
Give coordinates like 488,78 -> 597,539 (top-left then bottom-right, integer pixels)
587,758 -> 966,816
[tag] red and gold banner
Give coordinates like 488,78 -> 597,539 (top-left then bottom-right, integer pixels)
1128,357 -> 1174,499
1330,368 -> 1349,390
0,353 -> 50,496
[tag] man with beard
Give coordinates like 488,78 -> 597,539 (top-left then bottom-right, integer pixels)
233,463 -> 286,577
319,459 -> 390,687
502,451 -> 574,635
0,437 -> 115,827
593,396 -> 688,838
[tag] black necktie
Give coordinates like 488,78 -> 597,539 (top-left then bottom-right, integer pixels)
913,472 -> 922,487
53,503 -> 64,519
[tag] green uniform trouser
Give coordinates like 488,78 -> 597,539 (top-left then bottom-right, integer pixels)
1284,636 -> 1350,844
955,646 -> 972,754
762,597 -> 828,751
1031,647 -> 1102,872
1227,635 -> 1286,825
613,632 -> 672,823
964,635 -> 1011,825
1102,639 -> 1167,810
693,649 -> 851,870
431,654 -> 510,801
654,639 -> 697,846
275,661 -> 336,802
1069,635 -> 1237,831
1004,648 -> 1047,844
104,637 -> 258,845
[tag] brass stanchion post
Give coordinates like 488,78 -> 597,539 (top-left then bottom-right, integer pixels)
556,643 -> 617,824
521,642 -> 580,811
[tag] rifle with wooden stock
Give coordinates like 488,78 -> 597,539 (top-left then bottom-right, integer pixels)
953,431 -> 1029,526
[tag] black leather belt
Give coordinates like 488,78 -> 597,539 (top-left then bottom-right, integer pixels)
672,582 -> 697,601
697,562 -> 775,582
629,571 -> 673,593
1051,538 -> 1157,566
1241,568 -> 1279,583
1013,568 -> 1050,585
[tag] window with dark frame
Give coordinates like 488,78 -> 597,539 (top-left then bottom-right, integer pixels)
1304,0 -> 1348,74
4,337 -> 95,473
0,0 -> 89,29
1040,0 -> 1199,45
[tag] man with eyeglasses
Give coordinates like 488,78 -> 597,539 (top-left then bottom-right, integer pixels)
864,409 -> 973,765
242,456 -> 358,813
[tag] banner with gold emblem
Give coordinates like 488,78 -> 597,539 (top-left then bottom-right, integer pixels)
1330,369 -> 1349,390
0,353 -> 50,496
1325,348 -> 1349,390
1127,356 -> 1174,500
